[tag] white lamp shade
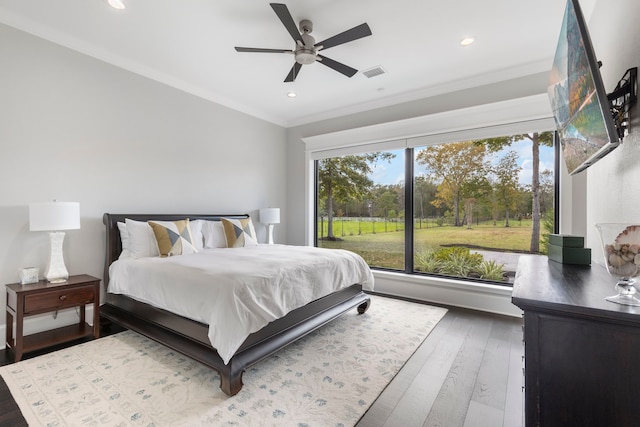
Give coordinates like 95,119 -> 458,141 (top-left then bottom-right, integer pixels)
29,202 -> 80,231
259,208 -> 280,224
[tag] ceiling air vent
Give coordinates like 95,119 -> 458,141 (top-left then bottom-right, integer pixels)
362,66 -> 386,78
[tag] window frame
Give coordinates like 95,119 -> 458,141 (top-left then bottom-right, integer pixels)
304,94 -> 557,283
313,136 -> 557,285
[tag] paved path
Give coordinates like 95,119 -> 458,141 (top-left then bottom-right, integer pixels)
472,250 -> 547,273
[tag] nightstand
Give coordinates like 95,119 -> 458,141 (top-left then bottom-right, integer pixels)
5,274 -> 100,362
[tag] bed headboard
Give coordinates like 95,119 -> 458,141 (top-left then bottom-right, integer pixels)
103,213 -> 250,286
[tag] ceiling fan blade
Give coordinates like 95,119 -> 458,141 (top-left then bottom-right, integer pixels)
235,47 -> 293,54
317,55 -> 358,78
270,3 -> 304,45
284,62 -> 303,82
315,23 -> 372,50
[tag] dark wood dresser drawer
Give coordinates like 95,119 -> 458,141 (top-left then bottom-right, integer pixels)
24,285 -> 96,314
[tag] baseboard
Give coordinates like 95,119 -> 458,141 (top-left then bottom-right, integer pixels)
372,270 -> 522,317
0,305 -> 96,351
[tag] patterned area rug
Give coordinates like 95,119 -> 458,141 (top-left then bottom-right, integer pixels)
1,295 -> 447,427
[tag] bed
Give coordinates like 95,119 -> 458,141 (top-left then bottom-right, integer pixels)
101,213 -> 372,396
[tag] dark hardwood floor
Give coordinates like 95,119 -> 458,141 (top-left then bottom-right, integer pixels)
356,306 -> 524,427
0,306 -> 523,427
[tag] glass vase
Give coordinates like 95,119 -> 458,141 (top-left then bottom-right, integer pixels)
596,223 -> 640,306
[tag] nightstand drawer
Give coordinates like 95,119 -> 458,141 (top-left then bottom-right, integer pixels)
24,285 -> 96,314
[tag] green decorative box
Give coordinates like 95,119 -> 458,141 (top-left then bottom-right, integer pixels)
548,243 -> 591,265
549,234 -> 585,248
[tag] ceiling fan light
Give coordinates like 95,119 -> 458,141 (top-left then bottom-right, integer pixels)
287,91 -> 297,98
107,0 -> 125,10
460,37 -> 475,46
295,49 -> 316,65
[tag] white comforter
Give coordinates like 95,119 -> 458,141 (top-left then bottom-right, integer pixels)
108,244 -> 374,364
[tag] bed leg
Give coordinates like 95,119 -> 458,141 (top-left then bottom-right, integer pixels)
357,298 -> 371,314
220,365 -> 244,396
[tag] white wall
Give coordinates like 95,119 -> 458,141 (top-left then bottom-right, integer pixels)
0,24 -> 287,338
582,0 -> 640,266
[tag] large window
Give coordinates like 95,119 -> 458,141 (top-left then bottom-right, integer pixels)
316,132 -> 556,285
316,149 -> 406,270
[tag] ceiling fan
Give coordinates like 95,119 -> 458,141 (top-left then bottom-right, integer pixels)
234,3 -> 372,82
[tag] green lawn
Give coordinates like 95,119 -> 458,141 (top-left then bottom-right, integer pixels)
319,219 -> 535,270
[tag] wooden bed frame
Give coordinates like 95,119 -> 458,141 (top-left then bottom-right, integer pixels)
101,213 -> 371,396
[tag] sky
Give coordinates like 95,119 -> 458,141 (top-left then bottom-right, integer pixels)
370,139 -> 555,186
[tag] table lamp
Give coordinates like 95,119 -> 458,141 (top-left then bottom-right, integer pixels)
259,208 -> 280,245
29,201 -> 80,283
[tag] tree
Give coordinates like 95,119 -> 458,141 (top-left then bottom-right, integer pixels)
460,173 -> 492,228
492,151 -> 522,227
464,198 -> 476,229
376,189 -> 397,232
318,153 -> 394,240
416,141 -> 489,226
413,175 -> 438,225
476,132 -> 554,253
539,169 -> 555,214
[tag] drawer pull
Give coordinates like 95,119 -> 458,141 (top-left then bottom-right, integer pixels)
59,295 -> 67,301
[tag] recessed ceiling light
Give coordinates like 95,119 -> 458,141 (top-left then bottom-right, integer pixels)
287,91 -> 297,98
107,0 -> 125,10
460,37 -> 475,47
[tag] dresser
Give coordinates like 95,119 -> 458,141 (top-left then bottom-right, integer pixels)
512,255 -> 640,427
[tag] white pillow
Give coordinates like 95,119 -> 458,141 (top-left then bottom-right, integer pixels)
189,219 -> 205,251
201,220 -> 228,248
117,221 -> 133,259
125,218 -> 160,258
148,219 -> 198,257
221,217 -> 259,248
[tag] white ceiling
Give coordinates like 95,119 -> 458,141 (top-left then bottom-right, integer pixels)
0,0 -> 596,128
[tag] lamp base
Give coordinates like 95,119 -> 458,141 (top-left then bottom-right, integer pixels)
45,231 -> 70,283
267,224 -> 275,245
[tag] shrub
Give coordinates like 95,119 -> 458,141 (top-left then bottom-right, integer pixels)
414,246 -> 505,282
433,247 -> 483,265
415,249 -> 440,273
540,209 -> 555,255
476,260 -> 506,281
440,252 -> 476,277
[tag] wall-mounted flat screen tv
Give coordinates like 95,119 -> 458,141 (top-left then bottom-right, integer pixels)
548,0 -> 619,175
